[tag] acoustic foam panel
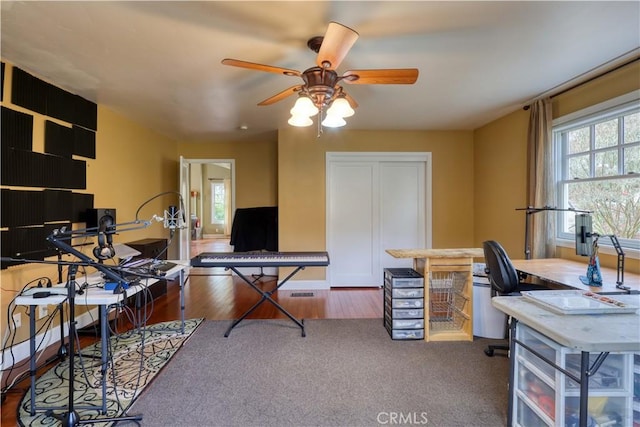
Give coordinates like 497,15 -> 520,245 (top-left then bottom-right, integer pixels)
73,95 -> 98,131
45,120 -> 74,158
11,67 -> 97,130
73,193 -> 95,223
1,107 -> 34,152
0,189 -> 45,228
44,190 -> 73,222
73,125 -> 96,159
12,67 -> 47,115
1,223 -> 67,269
1,149 -> 87,189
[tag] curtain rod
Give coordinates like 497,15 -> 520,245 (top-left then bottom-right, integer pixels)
523,49 -> 640,110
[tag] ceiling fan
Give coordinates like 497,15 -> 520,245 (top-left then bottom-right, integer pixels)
221,22 -> 419,129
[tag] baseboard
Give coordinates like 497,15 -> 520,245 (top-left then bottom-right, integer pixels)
1,307 -> 100,370
278,280 -> 330,291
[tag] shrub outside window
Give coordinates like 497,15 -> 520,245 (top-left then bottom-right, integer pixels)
554,95 -> 640,252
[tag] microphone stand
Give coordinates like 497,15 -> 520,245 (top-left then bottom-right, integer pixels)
47,263 -> 143,426
3,219 -> 161,426
50,243 -> 93,364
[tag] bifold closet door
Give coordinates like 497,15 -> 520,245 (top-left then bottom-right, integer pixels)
328,158 -> 425,287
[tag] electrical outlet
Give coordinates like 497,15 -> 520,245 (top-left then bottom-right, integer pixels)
12,312 -> 21,328
38,305 -> 48,319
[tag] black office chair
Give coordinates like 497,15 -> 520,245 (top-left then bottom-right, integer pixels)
482,240 -> 548,357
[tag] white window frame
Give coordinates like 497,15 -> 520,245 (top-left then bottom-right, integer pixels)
210,180 -> 226,225
553,90 -> 640,258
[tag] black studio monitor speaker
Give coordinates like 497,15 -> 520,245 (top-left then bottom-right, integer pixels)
86,208 -> 116,230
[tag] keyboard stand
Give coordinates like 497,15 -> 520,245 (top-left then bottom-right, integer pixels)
251,266 -> 278,284
225,266 -> 306,337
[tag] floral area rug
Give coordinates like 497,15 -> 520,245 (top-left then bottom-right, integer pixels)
18,318 -> 204,426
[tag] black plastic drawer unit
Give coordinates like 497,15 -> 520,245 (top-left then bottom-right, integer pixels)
383,268 -> 425,340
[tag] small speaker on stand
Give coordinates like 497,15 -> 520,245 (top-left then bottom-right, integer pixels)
86,208 -> 116,229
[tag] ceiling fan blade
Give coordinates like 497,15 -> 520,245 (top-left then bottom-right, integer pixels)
316,22 -> 359,70
344,91 -> 358,109
221,58 -> 301,77
257,85 -> 303,106
342,69 -> 419,84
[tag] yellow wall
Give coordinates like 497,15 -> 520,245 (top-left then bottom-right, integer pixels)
473,108 -> 530,257
177,138 -> 278,208
474,60 -> 640,273
277,128 -> 475,280
0,61 -> 178,343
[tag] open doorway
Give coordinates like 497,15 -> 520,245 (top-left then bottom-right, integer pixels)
179,158 -> 235,260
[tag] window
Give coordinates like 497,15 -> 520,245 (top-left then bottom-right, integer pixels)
210,181 -> 226,224
554,93 -> 640,252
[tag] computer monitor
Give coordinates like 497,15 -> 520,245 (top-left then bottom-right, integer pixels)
575,213 -> 593,256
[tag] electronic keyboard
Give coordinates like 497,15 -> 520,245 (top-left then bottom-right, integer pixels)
190,251 -> 330,268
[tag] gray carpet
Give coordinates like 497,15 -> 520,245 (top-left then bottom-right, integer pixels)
126,319 -> 509,427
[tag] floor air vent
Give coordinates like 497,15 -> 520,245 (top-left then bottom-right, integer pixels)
291,292 -> 314,297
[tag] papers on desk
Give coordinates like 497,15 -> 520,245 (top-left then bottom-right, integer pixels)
521,290 -> 638,315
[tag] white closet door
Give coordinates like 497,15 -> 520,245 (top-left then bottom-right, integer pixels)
327,153 -> 429,287
380,162 -> 425,270
328,162 -> 379,286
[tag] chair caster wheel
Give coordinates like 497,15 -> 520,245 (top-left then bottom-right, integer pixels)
484,348 -> 495,357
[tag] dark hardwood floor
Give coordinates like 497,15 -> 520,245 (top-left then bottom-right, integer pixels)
1,238 -> 383,425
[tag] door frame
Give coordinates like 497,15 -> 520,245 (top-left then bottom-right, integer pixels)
325,152 -> 432,286
179,157 -> 236,260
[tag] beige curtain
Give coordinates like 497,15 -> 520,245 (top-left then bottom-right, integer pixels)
527,98 -> 556,259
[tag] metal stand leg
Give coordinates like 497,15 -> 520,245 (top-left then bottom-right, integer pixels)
179,269 -> 185,334
29,305 -> 37,416
224,266 -> 306,337
507,318 -> 516,427
579,351 -> 589,427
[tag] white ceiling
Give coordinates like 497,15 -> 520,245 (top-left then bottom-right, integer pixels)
1,1 -> 639,141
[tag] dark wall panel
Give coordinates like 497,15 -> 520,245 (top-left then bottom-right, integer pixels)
73,193 -> 95,223
44,190 -> 72,222
47,84 -> 76,124
45,120 -> 74,157
2,65 -> 97,267
12,67 -> 48,115
1,223 -> 68,268
73,125 -> 96,159
1,107 -> 33,152
11,67 -> 97,130
1,189 -> 94,232
1,189 -> 45,228
1,148 -> 41,187
74,95 -> 97,131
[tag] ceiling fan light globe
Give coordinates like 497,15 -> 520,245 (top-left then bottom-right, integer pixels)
321,115 -> 347,128
290,96 -> 319,117
288,114 -> 313,127
328,97 -> 355,118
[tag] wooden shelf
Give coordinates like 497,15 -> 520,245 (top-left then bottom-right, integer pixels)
386,248 -> 483,342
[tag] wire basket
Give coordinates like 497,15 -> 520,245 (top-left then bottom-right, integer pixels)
429,272 -> 469,330
429,309 -> 468,331
429,272 -> 454,320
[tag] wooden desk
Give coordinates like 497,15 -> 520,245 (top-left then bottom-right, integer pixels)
511,258 -> 639,294
386,248 -> 483,342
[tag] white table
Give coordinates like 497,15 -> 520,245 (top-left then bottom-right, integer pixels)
14,261 -> 189,416
493,294 -> 640,427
